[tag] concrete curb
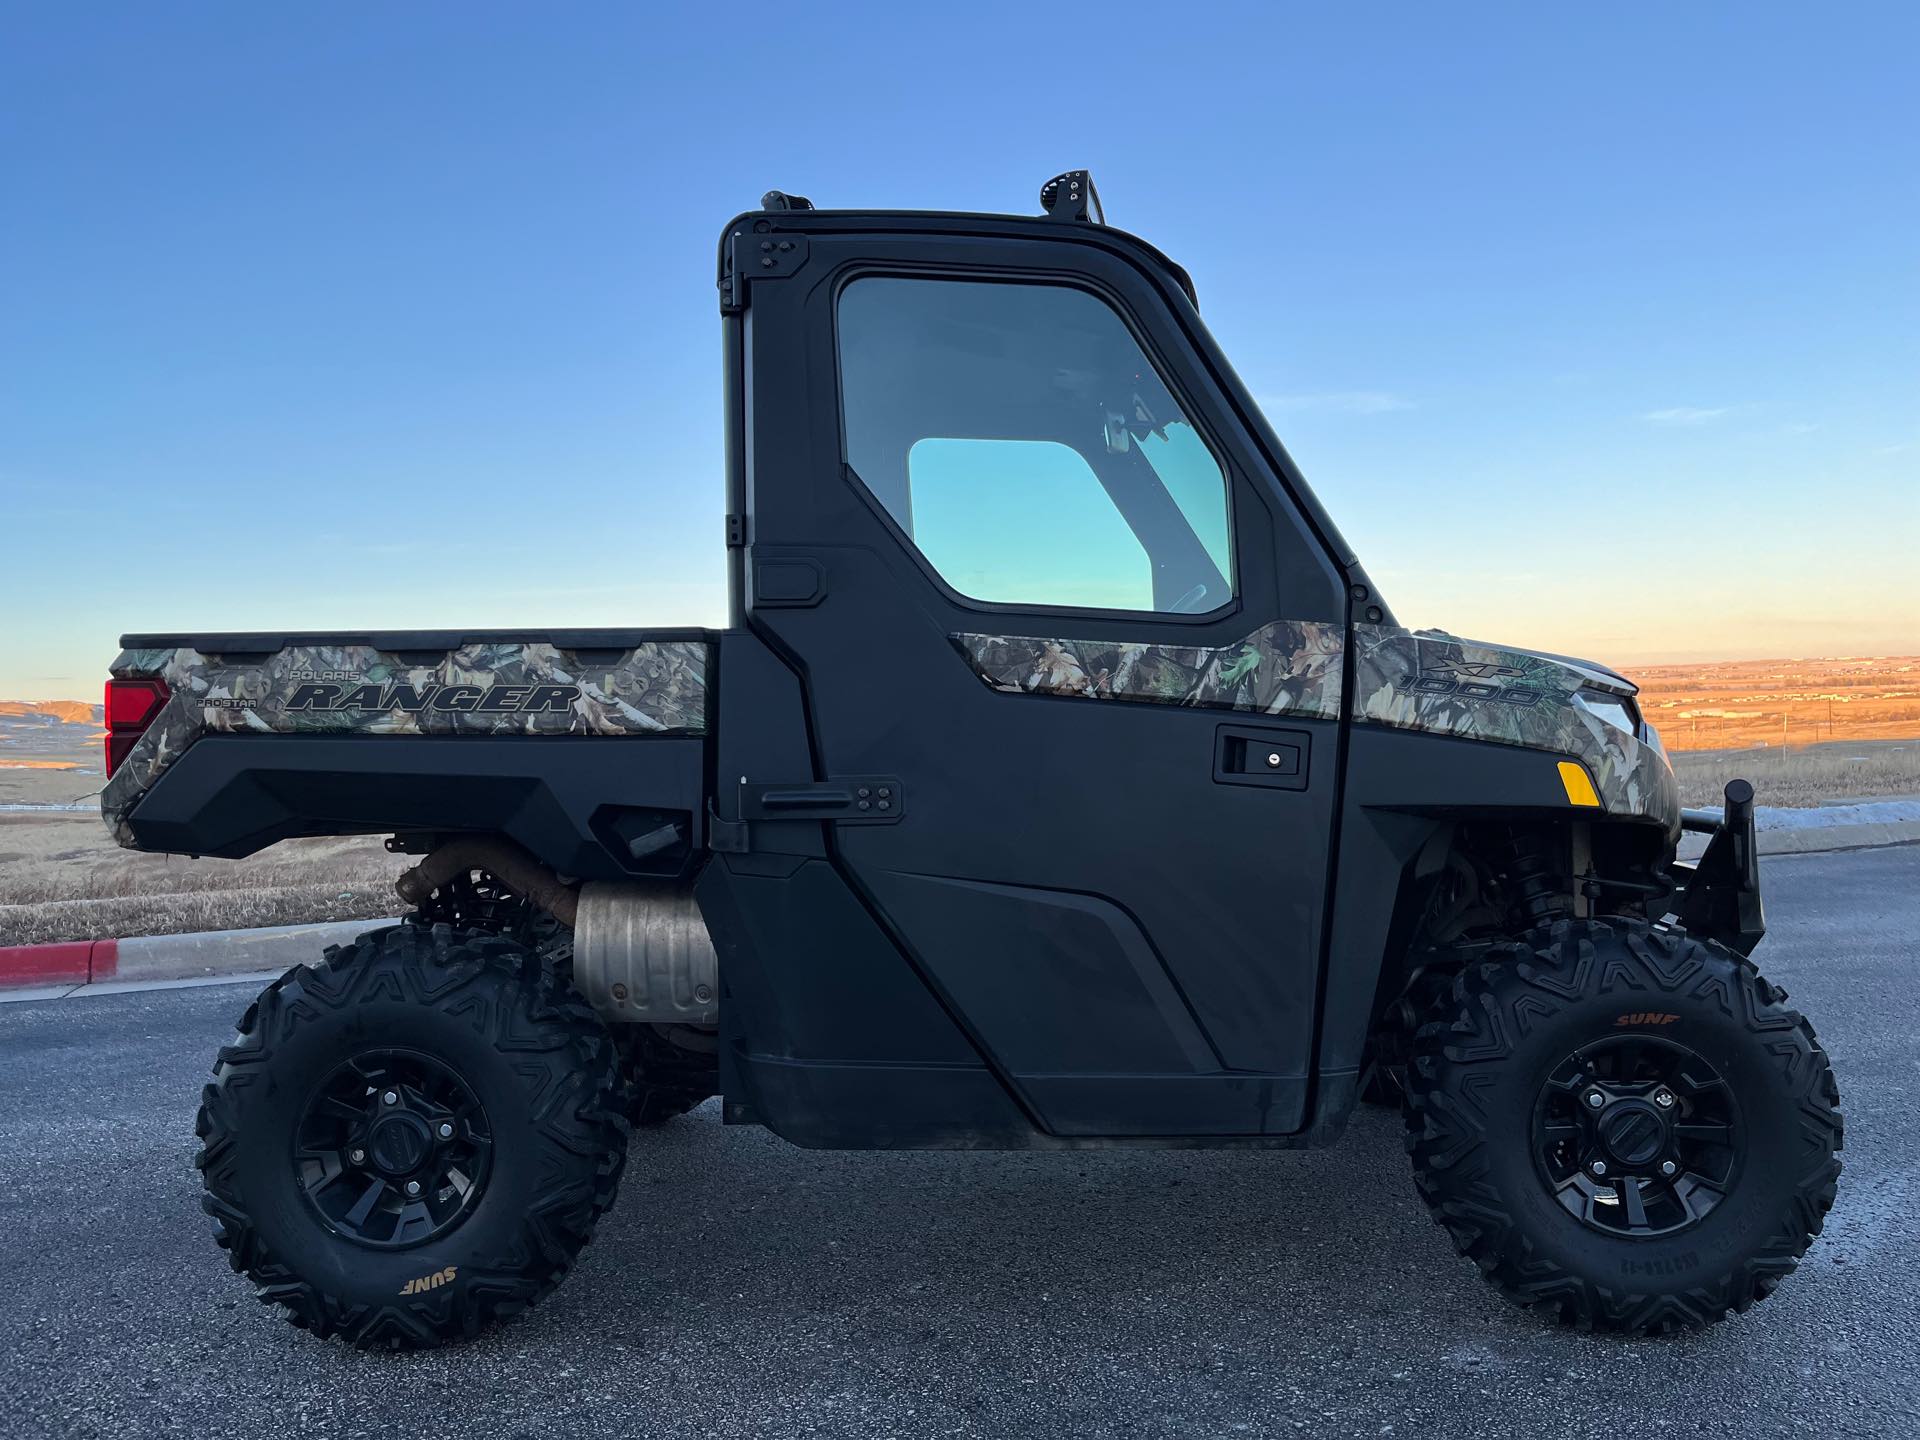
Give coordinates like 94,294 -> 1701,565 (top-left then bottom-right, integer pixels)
0,938 -> 118,988
1756,819 -> 1920,855
0,917 -> 397,991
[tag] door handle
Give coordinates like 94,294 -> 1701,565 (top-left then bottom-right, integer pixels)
1213,726 -> 1310,791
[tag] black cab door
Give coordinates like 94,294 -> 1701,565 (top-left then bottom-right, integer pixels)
733,214 -> 1350,1137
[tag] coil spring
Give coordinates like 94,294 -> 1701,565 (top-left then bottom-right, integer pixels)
1502,828 -> 1572,928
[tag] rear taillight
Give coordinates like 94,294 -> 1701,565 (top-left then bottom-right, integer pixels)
104,678 -> 170,777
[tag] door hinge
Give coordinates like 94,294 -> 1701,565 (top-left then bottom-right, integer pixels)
720,232 -> 809,314
706,799 -> 750,854
708,779 -> 902,853
739,777 -> 902,824
725,513 -> 747,548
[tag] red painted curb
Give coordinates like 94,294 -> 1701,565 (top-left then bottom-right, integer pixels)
0,938 -> 118,988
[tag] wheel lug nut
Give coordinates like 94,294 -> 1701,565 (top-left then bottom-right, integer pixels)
349,1148 -> 366,1165
405,1180 -> 421,1197
383,1090 -> 399,1106
1660,1160 -> 1677,1177
1654,1089 -> 1674,1109
1585,1091 -> 1605,1109
1590,1159 -> 1608,1177
437,1122 -> 454,1139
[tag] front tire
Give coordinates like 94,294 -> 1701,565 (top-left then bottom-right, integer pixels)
1404,919 -> 1841,1333
194,924 -> 631,1349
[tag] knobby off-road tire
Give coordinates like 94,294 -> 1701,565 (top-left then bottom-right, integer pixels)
195,923 -> 631,1349
1405,918 -> 1842,1334
1360,961 -> 1458,1108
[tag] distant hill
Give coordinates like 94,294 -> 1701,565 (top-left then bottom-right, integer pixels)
0,701 -> 104,767
0,700 -> 102,727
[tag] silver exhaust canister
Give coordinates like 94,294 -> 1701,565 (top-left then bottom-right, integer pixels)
570,882 -> 719,1025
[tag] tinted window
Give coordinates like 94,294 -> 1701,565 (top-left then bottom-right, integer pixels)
908,438 -> 1153,608
838,277 -> 1233,614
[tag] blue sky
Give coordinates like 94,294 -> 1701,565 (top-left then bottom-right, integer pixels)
2,2 -> 1915,701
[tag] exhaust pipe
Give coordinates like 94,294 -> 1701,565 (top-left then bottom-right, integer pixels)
394,837 -> 580,927
395,840 -> 717,1025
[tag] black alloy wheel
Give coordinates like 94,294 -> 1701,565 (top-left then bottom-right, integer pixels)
1531,1033 -> 1740,1238
295,1048 -> 494,1249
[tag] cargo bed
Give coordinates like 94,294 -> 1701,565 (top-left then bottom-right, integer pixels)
102,628 -> 714,878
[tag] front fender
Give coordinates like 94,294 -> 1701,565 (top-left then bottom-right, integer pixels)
1351,626 -> 1678,836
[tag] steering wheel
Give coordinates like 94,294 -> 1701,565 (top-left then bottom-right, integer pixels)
1168,582 -> 1211,614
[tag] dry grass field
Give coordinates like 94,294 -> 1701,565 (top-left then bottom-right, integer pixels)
0,763 -> 105,809
1635,655 -> 1920,751
1639,656 -> 1920,807
0,816 -> 405,946
1,737 -> 404,946
1670,738 -> 1920,808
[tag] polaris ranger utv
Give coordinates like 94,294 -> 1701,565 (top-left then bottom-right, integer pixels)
103,172 -> 1840,1349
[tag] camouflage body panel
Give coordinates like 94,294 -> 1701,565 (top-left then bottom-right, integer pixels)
950,620 -> 1346,719
951,621 -> 1676,830
1352,625 -> 1677,831
102,640 -> 709,846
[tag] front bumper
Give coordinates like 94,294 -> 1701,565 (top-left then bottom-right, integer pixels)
1669,779 -> 1765,955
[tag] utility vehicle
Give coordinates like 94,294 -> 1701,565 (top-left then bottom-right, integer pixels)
101,172 -> 1841,1348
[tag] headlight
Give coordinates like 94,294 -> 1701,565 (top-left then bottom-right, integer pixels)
1576,689 -> 1641,739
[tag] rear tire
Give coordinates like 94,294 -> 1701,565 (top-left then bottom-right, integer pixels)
1404,918 -> 1841,1333
194,923 -> 630,1349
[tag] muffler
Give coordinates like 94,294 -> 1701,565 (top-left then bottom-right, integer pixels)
571,882 -> 719,1025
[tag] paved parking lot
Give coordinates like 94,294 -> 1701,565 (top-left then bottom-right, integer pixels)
2,847 -> 1915,1439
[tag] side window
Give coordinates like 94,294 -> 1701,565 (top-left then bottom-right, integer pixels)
838,277 -> 1234,614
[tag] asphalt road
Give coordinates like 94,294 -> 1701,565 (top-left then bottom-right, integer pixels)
2,848 -> 1916,1440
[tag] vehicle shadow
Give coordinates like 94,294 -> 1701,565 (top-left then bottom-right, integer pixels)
578,1102 -> 1492,1334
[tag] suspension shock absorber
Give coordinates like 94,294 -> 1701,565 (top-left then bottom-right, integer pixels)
1501,826 -> 1573,928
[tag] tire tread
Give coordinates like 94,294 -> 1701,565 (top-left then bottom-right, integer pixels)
1403,918 -> 1842,1334
193,922 -> 631,1350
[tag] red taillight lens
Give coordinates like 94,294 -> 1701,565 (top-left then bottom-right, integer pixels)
104,678 -> 170,777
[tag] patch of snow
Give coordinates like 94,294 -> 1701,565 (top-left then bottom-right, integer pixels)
1690,799 -> 1920,831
